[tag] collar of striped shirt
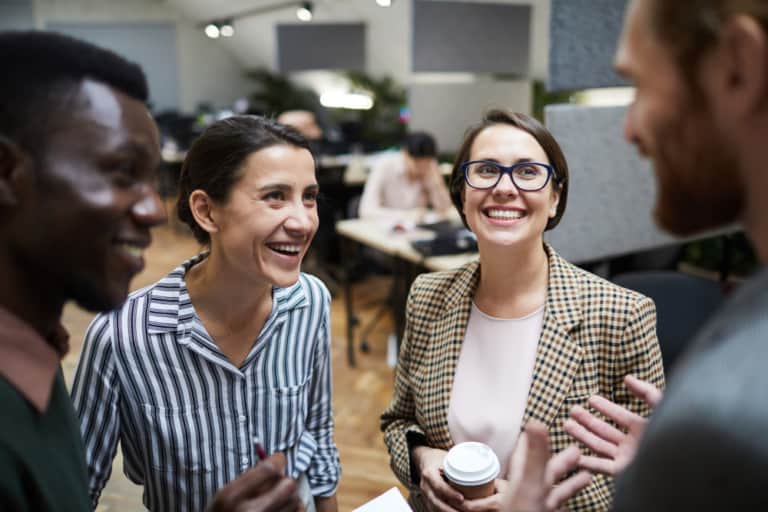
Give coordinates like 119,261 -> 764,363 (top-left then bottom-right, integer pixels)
144,253 -> 310,336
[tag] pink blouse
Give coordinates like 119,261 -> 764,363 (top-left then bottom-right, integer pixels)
448,302 -> 544,476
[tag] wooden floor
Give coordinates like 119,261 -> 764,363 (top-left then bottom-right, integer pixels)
61,222 -> 406,511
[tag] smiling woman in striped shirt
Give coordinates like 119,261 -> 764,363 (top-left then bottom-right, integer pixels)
71,115 -> 340,512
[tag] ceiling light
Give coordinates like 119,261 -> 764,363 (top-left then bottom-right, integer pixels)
296,2 -> 313,21
220,21 -> 235,37
204,23 -> 220,39
376,0 -> 393,6
320,91 -> 374,110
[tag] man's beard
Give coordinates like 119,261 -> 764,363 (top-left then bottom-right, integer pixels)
651,107 -> 744,236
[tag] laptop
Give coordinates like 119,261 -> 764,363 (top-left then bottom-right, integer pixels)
411,224 -> 477,257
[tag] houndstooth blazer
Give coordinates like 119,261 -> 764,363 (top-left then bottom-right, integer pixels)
381,244 -> 665,511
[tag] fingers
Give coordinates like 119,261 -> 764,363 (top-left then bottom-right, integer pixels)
625,375 -> 663,407
422,470 -> 464,511
422,485 -> 463,512
577,454 -> 617,475
268,452 -> 287,471
429,472 -> 465,504
211,459 -> 284,506
502,421 -> 556,512
235,477 -> 302,512
522,420 -> 552,481
456,492 -> 504,512
587,396 -> 645,430
563,416 -> 619,458
206,458 -> 298,512
568,405 -> 625,445
544,471 -> 592,511
544,445 -> 580,487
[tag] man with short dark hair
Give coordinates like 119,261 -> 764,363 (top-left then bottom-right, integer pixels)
358,131 -> 452,221
501,1 -> 768,510
0,31 -> 300,512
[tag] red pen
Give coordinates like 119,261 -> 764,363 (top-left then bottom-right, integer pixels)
253,437 -> 268,461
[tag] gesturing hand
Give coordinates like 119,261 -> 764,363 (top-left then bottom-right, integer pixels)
206,453 -> 303,512
503,420 -> 592,512
564,375 -> 663,476
413,446 -> 465,512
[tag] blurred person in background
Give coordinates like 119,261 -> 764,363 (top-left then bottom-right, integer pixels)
359,131 -> 452,222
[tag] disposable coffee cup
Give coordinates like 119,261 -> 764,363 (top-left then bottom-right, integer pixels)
442,442 -> 500,499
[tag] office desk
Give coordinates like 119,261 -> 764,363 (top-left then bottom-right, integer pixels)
336,218 -> 478,366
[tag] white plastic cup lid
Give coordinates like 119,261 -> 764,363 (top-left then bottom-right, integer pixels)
442,442 -> 500,486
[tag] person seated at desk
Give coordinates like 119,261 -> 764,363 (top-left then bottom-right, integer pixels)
277,109 -> 327,156
380,110 -> 665,512
72,115 -> 340,512
359,132 -> 451,222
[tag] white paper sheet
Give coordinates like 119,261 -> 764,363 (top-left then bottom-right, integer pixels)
352,487 -> 413,512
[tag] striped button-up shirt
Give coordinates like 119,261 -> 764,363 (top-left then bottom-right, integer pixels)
71,255 -> 340,511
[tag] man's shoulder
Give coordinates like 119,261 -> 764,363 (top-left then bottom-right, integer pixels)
0,377 -> 37,436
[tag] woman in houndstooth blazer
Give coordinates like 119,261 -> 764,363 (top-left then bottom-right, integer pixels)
381,110 -> 665,512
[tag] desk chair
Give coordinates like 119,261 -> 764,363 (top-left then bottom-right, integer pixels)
612,271 -> 725,375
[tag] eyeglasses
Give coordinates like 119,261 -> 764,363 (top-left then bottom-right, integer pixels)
461,160 -> 558,191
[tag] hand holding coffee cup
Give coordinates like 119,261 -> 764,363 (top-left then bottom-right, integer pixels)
442,442 -> 501,499
412,446 -> 466,510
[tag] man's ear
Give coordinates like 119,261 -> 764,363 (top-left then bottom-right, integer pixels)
0,136 -> 30,207
188,189 -> 219,236
704,15 -> 768,120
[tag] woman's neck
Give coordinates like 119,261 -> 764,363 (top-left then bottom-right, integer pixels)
185,251 -> 272,329
474,239 -> 550,318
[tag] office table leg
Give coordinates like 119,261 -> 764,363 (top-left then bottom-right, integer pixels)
342,237 -> 358,367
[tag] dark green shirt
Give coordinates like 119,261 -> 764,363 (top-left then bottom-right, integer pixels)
0,370 -> 90,511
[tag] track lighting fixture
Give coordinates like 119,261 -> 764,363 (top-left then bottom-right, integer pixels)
202,1 -> 315,39
296,2 -> 313,22
204,19 -> 235,39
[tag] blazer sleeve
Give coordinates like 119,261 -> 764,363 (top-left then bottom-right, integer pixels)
612,295 -> 666,416
380,284 -> 427,489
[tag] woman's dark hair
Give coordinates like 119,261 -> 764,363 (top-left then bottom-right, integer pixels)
449,110 -> 569,231
176,115 -> 313,244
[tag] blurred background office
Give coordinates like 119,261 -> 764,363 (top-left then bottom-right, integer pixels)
1,0 -> 758,510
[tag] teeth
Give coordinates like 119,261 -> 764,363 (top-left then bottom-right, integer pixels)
270,244 -> 301,253
486,209 -> 524,220
120,243 -> 143,258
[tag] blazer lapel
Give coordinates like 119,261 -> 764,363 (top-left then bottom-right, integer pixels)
427,261 -> 480,449
522,246 -> 583,428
